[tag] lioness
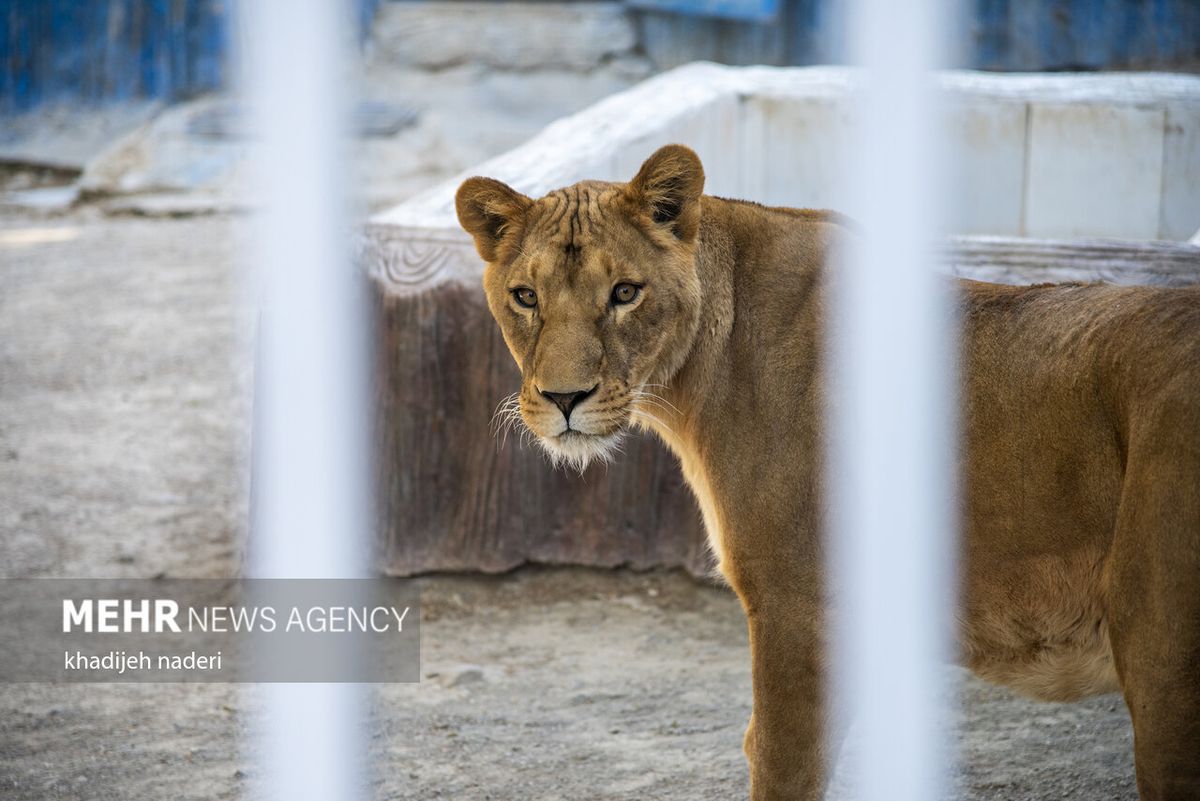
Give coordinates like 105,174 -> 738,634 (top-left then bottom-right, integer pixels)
456,144 -> 1200,800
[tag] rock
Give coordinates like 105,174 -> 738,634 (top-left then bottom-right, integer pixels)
370,3 -> 637,71
0,101 -> 161,171
185,99 -> 419,140
79,97 -> 249,198
98,191 -> 246,218
439,664 -> 487,688
0,185 -> 79,213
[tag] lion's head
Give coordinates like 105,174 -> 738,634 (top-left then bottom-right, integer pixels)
455,145 -> 706,471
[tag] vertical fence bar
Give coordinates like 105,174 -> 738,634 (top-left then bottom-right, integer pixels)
240,1 -> 367,800
830,0 -> 957,800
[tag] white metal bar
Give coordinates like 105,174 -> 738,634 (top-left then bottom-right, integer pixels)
240,1 -> 367,800
831,1 -> 957,800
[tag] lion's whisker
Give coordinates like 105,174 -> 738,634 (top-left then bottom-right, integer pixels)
631,408 -> 678,440
631,389 -> 683,420
491,392 -> 534,452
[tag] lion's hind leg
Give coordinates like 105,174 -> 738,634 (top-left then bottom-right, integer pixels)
1105,421 -> 1200,800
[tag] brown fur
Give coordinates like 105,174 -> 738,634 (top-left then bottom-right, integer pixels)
456,145 -> 1200,800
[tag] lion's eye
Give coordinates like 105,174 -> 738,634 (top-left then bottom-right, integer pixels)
512,287 -> 537,308
611,283 -> 641,305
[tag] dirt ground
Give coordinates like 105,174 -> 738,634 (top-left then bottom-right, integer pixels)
0,210 -> 1138,800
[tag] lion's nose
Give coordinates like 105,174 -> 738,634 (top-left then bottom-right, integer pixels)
539,385 -> 597,422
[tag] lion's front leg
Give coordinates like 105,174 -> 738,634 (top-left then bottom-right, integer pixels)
742,602 -> 831,801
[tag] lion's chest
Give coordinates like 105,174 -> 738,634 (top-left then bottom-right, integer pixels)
675,448 -> 730,575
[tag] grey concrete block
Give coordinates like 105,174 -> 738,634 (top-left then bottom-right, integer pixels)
370,2 -> 637,71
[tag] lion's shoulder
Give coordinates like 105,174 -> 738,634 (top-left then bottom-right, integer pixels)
707,195 -> 857,231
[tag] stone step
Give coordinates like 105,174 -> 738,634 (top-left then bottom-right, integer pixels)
369,1 -> 639,72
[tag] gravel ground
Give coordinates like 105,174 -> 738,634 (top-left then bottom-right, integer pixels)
0,210 -> 1138,800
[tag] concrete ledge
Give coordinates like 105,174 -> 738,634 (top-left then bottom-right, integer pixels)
370,2 -> 637,71
374,64 -> 1200,246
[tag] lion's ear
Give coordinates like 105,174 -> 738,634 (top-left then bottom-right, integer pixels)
627,144 -> 705,243
455,177 -> 533,262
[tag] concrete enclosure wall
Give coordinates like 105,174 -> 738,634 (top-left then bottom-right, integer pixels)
377,64 -> 1200,242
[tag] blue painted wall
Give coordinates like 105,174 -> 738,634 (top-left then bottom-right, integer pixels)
629,0 -> 780,23
0,0 -> 381,115
1,0 -> 228,114
638,0 -> 1200,71
970,0 -> 1200,71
